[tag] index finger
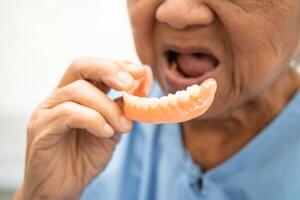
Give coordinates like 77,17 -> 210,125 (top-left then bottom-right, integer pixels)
57,57 -> 147,92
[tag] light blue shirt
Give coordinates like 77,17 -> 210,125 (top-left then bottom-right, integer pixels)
81,82 -> 300,200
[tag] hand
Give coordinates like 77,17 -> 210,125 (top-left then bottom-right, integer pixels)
15,58 -> 149,200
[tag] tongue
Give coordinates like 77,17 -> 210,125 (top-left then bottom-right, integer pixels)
176,53 -> 217,77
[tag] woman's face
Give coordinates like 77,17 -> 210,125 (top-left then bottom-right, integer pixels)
127,0 -> 300,118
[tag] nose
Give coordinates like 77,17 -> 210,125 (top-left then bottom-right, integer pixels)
156,0 -> 215,29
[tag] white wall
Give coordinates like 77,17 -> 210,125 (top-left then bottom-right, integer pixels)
0,0 -> 137,191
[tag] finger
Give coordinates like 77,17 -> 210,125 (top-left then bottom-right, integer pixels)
117,60 -> 146,78
57,57 -> 147,92
46,101 -> 115,138
42,79 -> 132,133
126,64 -> 153,96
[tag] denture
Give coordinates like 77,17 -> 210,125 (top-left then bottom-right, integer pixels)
122,66 -> 217,123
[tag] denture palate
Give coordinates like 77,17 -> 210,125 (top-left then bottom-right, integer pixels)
123,78 -> 217,123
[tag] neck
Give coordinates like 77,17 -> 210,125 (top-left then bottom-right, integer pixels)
182,69 -> 300,172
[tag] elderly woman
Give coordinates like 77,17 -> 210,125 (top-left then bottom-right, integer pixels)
14,0 -> 300,200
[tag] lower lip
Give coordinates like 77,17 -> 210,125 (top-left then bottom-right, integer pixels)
162,59 -> 220,92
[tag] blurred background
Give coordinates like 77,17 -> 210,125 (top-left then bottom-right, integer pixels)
0,0 -> 137,199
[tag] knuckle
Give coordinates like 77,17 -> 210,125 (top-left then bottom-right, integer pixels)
69,57 -> 87,73
69,59 -> 80,72
71,79 -> 89,91
59,101 -> 78,115
66,79 -> 91,99
101,59 -> 121,73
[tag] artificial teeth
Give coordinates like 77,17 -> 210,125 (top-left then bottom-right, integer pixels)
176,90 -> 190,103
187,84 -> 201,98
203,79 -> 216,92
159,96 -> 169,107
123,92 -> 130,103
134,96 -> 143,108
150,97 -> 160,109
141,97 -> 150,109
124,93 -> 136,104
167,93 -> 177,106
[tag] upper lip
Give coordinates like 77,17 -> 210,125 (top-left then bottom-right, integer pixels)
162,44 -> 219,64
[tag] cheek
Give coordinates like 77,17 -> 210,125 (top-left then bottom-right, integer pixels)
217,6 -> 297,101
128,0 -> 162,67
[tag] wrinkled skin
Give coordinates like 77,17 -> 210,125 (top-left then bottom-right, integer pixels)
128,0 -> 300,118
14,59 -> 149,200
14,0 -> 300,199
127,0 -> 300,171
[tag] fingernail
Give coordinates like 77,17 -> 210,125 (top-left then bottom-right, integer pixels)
117,71 -> 134,85
103,123 -> 115,136
120,116 -> 131,130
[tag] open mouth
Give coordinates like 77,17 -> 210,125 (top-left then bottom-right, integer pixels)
165,49 -> 220,79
